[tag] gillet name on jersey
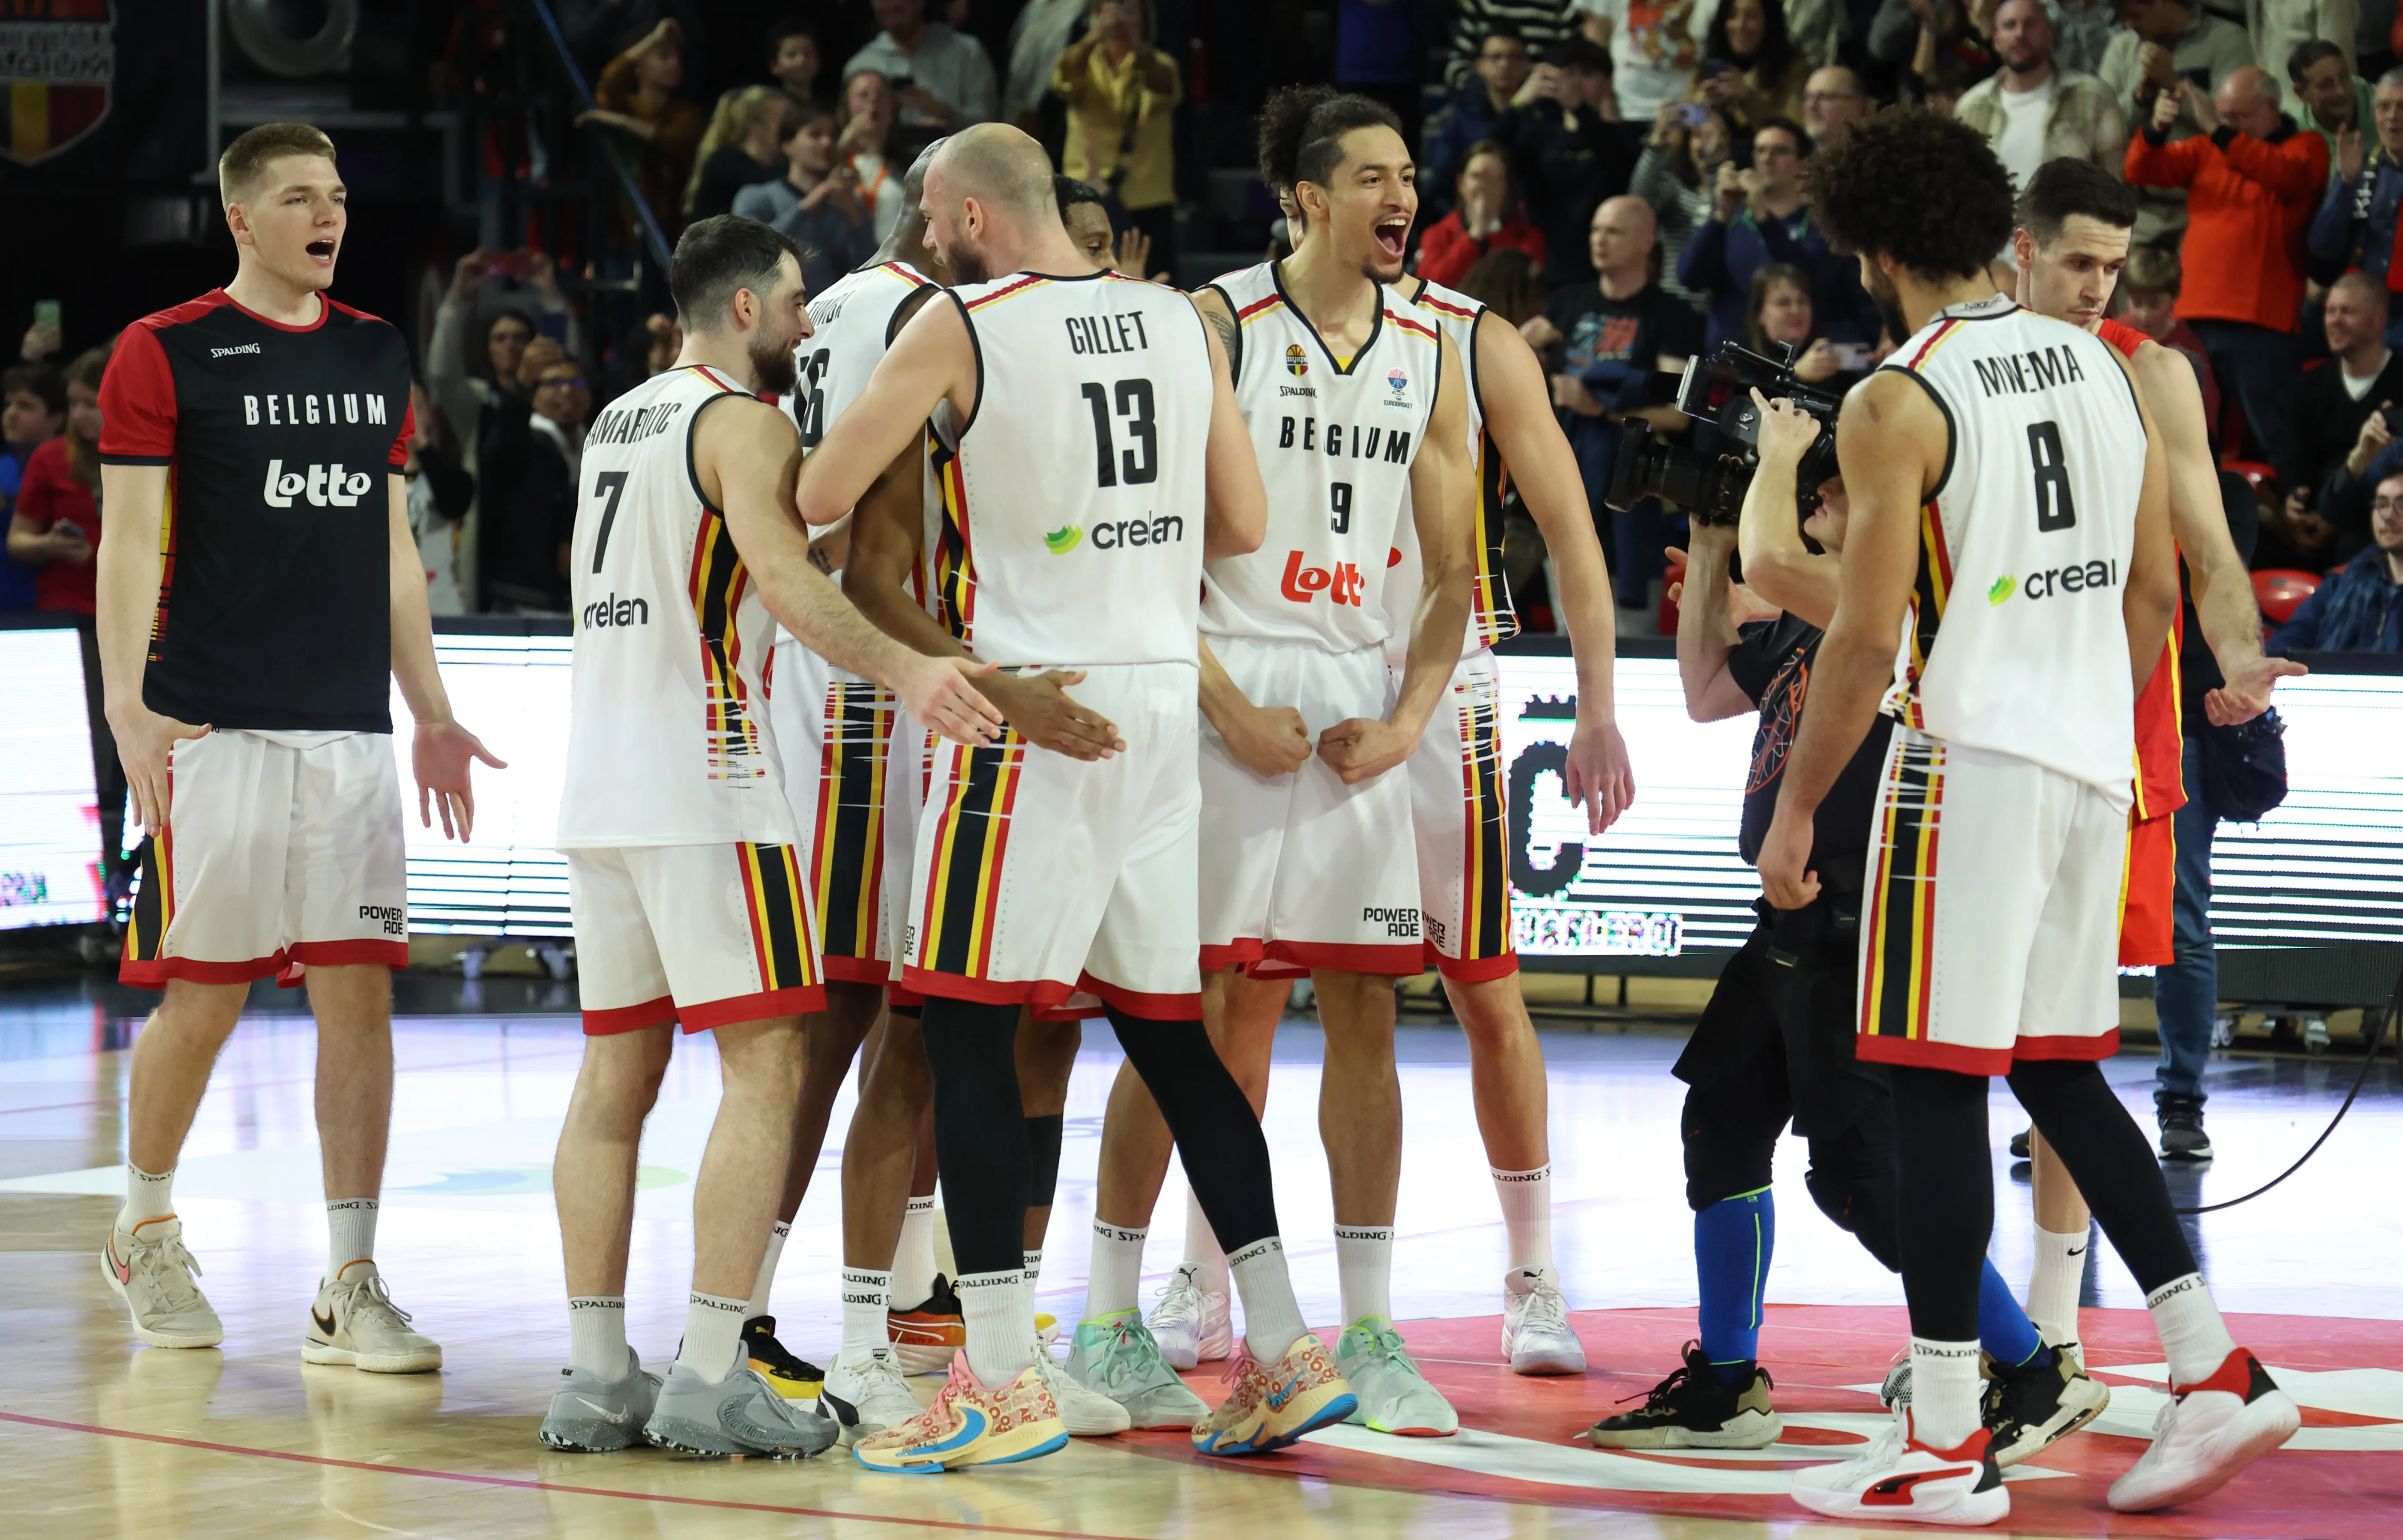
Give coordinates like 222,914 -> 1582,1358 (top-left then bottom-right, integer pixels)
1277,416 -> 1412,463
1064,311 -> 1152,356
1969,345 -> 2088,399
243,392 -> 390,427
587,399 -> 686,446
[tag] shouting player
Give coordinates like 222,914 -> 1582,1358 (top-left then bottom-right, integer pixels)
1761,111 -> 2298,1525
96,123 -> 498,1371
800,123 -> 1359,1472
536,216 -> 1001,1459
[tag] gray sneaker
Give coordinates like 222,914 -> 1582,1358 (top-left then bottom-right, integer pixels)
641,1346 -> 841,1457
539,1349 -> 663,1452
1066,1311 -> 1212,1429
102,1218 -> 224,1350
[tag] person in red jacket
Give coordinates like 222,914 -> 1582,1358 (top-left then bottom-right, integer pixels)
1415,138 -> 1546,288
6,346 -> 105,614
2124,66 -> 2329,484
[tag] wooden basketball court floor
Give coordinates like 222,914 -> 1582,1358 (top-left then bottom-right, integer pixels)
2,979 -> 2397,1538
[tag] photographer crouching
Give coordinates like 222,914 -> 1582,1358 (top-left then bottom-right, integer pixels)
1584,385 -> 2104,1463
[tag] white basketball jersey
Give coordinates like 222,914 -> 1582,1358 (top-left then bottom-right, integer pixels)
791,260 -> 932,449
1201,262 -> 1442,653
1880,295 -> 2147,798
1384,277 -> 1516,664
558,365 -> 797,849
928,270 -> 1212,667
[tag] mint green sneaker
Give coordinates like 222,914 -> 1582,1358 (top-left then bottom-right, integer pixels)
1065,1310 -> 1212,1429
1336,1318 -> 1459,1437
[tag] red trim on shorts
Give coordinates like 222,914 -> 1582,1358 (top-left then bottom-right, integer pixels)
885,981 -> 925,1009
287,940 -> 409,970
1854,1034 -> 2014,1076
583,995 -> 679,1036
2014,1029 -> 2121,1062
823,955 -> 893,986
1430,945 -> 1519,983
1031,999 -> 1109,1022
119,952 -> 285,989
1243,959 -> 1308,981
1074,973 -> 1203,1021
678,985 -> 827,1032
1200,940 -> 1265,972
899,965 -> 1041,1006
1259,939 -> 1426,976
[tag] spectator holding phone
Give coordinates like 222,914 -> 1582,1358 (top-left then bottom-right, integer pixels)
1574,0 -> 1705,122
1633,98 -> 1735,314
844,0 -> 999,148
1425,23 -> 1535,220
0,362 -> 65,610
1868,0 -> 1997,106
2097,0 -> 2257,240
1498,38 -> 1646,283
1687,0 -> 1813,136
583,20 -> 707,237
837,69 -> 911,241
734,106 -> 878,293
1678,115 -> 1879,349
7,347 -> 106,616
1418,140 -> 1549,285
2269,471 -> 2403,651
1053,0 -> 1183,278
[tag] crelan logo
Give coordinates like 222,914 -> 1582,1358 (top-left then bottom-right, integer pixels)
1988,574 -> 2016,606
1044,525 -> 1083,554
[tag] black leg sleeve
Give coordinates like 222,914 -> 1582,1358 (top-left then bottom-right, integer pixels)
1679,1078 -> 1788,1213
1805,1124 -> 1904,1274
2008,1058 -> 2198,1293
1025,1113 -> 1065,1211
1886,1063 -> 1992,1342
917,997 -> 1028,1279
1110,1009 -> 1281,1253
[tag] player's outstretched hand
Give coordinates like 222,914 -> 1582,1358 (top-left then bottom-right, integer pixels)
1220,701 -> 1312,779
413,718 -> 507,843
111,706 -> 211,835
1317,716 -> 1412,785
985,669 -> 1125,760
904,655 -> 1008,747
1755,805 -> 1819,909
1565,715 -> 1635,834
2206,652 -> 2308,727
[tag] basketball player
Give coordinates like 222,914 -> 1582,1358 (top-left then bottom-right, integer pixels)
1760,111 -> 2298,1523
1083,86 -> 1481,1438
798,123 -> 1359,1471
536,216 -> 1003,1458
95,123 -> 499,1371
2005,158 -> 2304,1365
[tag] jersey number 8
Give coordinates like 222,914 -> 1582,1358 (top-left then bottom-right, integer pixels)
2027,420 -> 2076,533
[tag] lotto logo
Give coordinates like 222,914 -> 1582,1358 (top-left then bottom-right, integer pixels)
263,459 -> 374,509
1280,550 -> 1365,606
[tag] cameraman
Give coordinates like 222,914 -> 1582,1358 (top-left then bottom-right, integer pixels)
1588,394 -> 2097,1460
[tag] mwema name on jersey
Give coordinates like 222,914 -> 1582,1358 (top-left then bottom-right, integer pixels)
1968,345 -> 2088,398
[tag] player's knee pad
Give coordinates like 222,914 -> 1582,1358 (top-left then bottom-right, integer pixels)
1680,1082 -> 1783,1213
1805,1132 -> 1902,1272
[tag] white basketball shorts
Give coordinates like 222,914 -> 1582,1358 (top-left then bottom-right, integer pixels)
569,842 -> 826,1035
768,636 -> 894,985
1404,649 -> 1517,982
899,661 -> 1202,1019
123,730 -> 407,989
1854,725 -> 2128,1075
1198,635 -> 1422,977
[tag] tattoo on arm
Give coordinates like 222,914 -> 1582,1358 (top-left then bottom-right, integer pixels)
1207,307 -> 1240,381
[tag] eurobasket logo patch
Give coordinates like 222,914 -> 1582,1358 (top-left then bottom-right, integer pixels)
1988,574 -> 2016,606
1285,344 -> 1308,377
0,2 -> 116,167
1387,369 -> 1408,393
1044,524 -> 1082,554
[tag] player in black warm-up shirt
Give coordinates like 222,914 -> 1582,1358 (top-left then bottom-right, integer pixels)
93,124 -> 499,1370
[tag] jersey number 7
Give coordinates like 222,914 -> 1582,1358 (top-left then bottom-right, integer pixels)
589,470 -> 630,572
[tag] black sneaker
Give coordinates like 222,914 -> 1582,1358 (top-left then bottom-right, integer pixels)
1586,1341 -> 1782,1449
2156,1091 -> 2213,1161
742,1315 -> 826,1399
1984,1345 -> 2111,1467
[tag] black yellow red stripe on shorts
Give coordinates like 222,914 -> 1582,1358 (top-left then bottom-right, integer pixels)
813,679 -> 893,979
1860,734 -> 1946,1050
916,732 -> 1028,981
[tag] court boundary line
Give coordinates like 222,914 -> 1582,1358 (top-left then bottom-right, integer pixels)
0,1410 -> 1150,1537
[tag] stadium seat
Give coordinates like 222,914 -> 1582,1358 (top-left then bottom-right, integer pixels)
2251,568 -> 2322,626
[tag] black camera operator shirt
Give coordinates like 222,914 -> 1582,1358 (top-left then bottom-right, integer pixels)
1727,613 -> 1892,883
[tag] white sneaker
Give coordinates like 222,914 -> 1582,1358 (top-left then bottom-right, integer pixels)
102,1217 -> 223,1349
820,1346 -> 923,1446
303,1262 -> 442,1373
1035,1346 -> 1131,1435
1500,1266 -> 1585,1375
1146,1263 -> 1232,1372
1789,1407 -> 2009,1526
2106,1349 -> 2300,1512
1336,1318 -> 1459,1437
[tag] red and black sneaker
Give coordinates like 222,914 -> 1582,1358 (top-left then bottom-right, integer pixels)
1790,1407 -> 2009,1527
888,1273 -> 966,1374
2107,1349 -> 2299,1512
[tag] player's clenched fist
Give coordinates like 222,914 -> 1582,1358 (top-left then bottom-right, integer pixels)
898,655 -> 1008,745
1316,716 -> 1413,785
1218,700 -> 1312,779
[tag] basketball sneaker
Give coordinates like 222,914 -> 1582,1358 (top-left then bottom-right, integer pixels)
1984,1347 -> 2110,1467
889,1273 -> 966,1374
1191,1332 -> 1356,1456
822,1345 -> 923,1445
1788,1407 -> 2009,1526
642,1345 -> 842,1457
741,1315 -> 825,1399
539,1348 -> 662,1452
1586,1342 -> 1782,1449
1065,1310 -> 1212,1428
101,1216 -> 223,1349
1147,1262 -> 1233,1371
852,1355 -> 1069,1472
1034,1346 -> 1130,1435
2105,1349 -> 2299,1512
1336,1319 -> 1459,1437
302,1262 -> 442,1373
1500,1266 -> 1586,1375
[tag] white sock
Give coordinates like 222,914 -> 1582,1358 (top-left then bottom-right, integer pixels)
1228,1235 -> 1308,1362
1023,1247 -> 1043,1293
1492,1164 -> 1553,1273
957,1268 -> 1034,1385
2148,1272 -> 2240,1387
1909,1337 -> 1984,1450
676,1292 -> 751,1384
327,1198 -> 378,1280
893,1195 -> 938,1305
746,1220 -> 790,1318
1083,1220 -> 1148,1322
568,1296 -> 630,1379
120,1162 -> 175,1233
1182,1189 -> 1229,1294
2026,1221 -> 2089,1347
1334,1223 -> 1394,1328
840,1267 -> 891,1364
